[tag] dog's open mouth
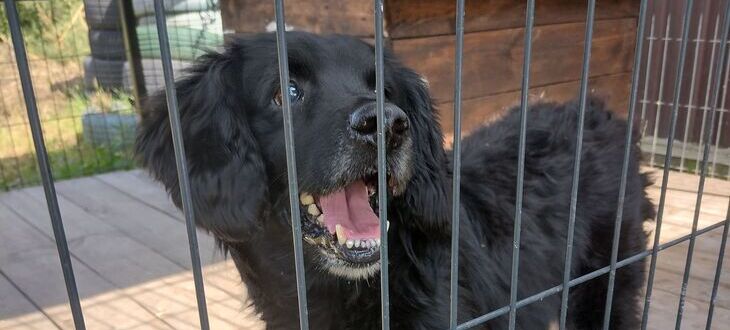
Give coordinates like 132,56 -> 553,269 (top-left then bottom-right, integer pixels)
299,174 -> 394,271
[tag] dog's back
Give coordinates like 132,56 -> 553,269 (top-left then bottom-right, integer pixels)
454,97 -> 653,329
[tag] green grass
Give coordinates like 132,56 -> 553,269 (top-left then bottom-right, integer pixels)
0,89 -> 137,190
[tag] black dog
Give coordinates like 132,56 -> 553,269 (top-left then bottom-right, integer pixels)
136,32 -> 654,329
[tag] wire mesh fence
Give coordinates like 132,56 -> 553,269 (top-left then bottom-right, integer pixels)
0,0 -> 729,329
0,0 -> 222,191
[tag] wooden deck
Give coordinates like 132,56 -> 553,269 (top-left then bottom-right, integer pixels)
0,168 -> 727,329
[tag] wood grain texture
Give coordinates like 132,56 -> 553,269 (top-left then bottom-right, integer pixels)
220,0 -> 374,37
394,18 -> 637,104
438,73 -> 632,137
386,0 -> 639,39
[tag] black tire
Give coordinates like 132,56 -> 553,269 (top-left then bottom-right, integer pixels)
84,56 -> 127,90
88,29 -> 125,60
84,0 -> 120,30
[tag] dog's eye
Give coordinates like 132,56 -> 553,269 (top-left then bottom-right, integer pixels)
273,80 -> 303,107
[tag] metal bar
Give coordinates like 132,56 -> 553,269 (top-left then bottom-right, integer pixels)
119,0 -> 147,100
601,0 -> 650,328
273,1 -> 309,328
3,0 -> 86,328
711,41 -> 730,177
449,0 -> 466,328
641,1 -> 696,328
152,1 -> 210,329
374,1 -> 390,328
457,219 -> 727,330
675,2 -> 730,328
649,16 -> 673,166
679,15 -> 704,172
558,1 -> 596,329
695,16 -> 722,174
639,16 -> 657,143
508,1 -> 535,328
706,200 -> 730,330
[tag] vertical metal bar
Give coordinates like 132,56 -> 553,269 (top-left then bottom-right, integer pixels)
374,1 -> 390,328
601,1 -> 650,328
3,1 -> 86,328
119,0 -> 147,100
679,15 -> 704,172
696,17 -> 721,174
273,1 -> 309,329
152,1 -> 210,329
558,1 -> 597,329
449,0 -> 466,328
649,17 -> 673,167
711,45 -> 730,177
639,16 -> 656,147
641,1 -> 696,328
675,3 -> 730,328
706,198 -> 730,330
508,1 -> 535,328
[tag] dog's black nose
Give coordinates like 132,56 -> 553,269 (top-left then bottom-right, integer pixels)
349,104 -> 409,148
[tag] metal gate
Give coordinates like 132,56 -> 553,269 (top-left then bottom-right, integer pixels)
2,0 -> 729,329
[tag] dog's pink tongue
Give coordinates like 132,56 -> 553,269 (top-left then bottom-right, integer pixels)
319,180 -> 380,240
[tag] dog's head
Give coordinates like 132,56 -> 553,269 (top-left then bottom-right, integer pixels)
137,32 -> 448,280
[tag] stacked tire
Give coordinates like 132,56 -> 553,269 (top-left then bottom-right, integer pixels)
84,0 -> 128,90
130,0 -> 223,93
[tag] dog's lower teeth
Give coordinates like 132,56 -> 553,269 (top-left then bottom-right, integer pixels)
354,240 -> 361,248
336,224 -> 347,245
346,240 -> 355,249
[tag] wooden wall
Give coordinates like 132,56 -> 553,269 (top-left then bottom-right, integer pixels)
220,0 -> 640,137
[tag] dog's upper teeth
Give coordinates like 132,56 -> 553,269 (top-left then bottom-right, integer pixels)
335,224 -> 347,245
346,240 -> 355,249
307,204 -> 320,216
316,214 -> 325,224
300,192 -> 314,205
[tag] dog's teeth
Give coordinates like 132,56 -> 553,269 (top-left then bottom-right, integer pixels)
369,239 -> 376,247
307,204 -> 320,216
300,193 -> 314,205
354,240 -> 361,248
375,238 -> 381,247
316,214 -> 325,224
346,240 -> 355,249
336,224 -> 347,245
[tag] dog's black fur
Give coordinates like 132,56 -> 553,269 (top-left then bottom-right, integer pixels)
136,32 -> 654,329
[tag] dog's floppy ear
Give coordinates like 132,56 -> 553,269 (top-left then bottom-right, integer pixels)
392,66 -> 450,231
136,49 -> 268,242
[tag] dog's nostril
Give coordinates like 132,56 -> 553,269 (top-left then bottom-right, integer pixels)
352,115 -> 377,135
392,117 -> 409,135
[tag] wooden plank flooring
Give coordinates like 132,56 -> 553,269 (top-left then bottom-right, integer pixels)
0,168 -> 727,329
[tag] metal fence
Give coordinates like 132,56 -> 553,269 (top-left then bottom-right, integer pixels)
0,0 -> 222,190
639,1 -> 730,180
2,0 -> 729,329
